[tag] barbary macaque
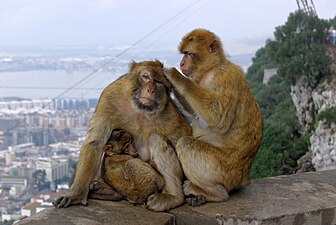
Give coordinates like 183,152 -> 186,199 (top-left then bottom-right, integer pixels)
53,60 -> 191,211
92,129 -> 164,205
164,29 -> 263,206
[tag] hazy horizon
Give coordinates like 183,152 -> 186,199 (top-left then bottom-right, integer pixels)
1,0 -> 335,54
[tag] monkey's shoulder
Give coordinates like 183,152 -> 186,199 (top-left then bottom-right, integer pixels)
101,74 -> 130,94
96,75 -> 133,109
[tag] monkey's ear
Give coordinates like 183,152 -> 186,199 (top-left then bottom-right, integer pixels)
129,61 -> 137,71
156,60 -> 164,68
104,145 -> 114,156
209,40 -> 219,53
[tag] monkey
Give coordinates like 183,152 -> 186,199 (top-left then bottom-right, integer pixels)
90,129 -> 164,205
164,29 -> 263,206
88,128 -> 136,201
53,60 -> 192,212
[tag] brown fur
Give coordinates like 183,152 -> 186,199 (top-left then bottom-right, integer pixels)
165,29 -> 263,205
53,60 -> 191,211
104,156 -> 164,204
100,129 -> 164,205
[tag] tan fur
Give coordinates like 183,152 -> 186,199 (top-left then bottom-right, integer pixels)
104,155 -> 164,205
100,129 -> 164,205
165,29 -> 263,204
53,60 -> 191,211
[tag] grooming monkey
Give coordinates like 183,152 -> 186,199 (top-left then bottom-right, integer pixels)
164,29 -> 263,206
53,61 -> 191,211
91,129 -> 164,205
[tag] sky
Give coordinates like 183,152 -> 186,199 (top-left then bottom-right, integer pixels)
0,0 -> 336,55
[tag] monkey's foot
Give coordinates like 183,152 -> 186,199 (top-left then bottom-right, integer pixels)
147,193 -> 183,212
89,180 -> 123,201
183,180 -> 204,196
185,195 -> 207,206
53,191 -> 88,208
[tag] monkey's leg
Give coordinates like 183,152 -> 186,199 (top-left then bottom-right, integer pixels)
53,140 -> 105,208
88,180 -> 123,201
146,134 -> 184,212
176,136 -> 229,205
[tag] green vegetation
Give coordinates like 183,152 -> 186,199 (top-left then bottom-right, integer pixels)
247,11 -> 335,179
32,169 -> 50,191
317,107 -> 336,124
267,10 -> 331,87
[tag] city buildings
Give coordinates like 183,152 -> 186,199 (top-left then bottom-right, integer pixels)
0,97 -> 91,223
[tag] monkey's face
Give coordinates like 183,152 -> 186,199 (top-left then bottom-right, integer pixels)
105,129 -> 138,157
178,29 -> 222,81
180,50 -> 196,77
131,61 -> 169,114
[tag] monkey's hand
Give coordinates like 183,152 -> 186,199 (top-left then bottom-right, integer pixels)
163,67 -> 181,80
163,67 -> 191,96
52,189 -> 89,208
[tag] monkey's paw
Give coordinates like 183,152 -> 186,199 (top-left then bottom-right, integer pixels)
52,192 -> 88,208
163,67 -> 179,78
185,195 -> 207,206
146,193 -> 182,212
183,180 -> 201,196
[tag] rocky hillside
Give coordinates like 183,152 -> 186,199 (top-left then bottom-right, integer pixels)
247,11 -> 336,179
290,46 -> 336,171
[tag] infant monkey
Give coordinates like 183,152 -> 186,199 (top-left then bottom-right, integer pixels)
100,129 -> 164,204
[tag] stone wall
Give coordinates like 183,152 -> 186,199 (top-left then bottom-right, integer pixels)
15,170 -> 336,225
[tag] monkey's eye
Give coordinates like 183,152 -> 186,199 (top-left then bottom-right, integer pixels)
141,72 -> 151,81
153,79 -> 164,85
184,51 -> 192,56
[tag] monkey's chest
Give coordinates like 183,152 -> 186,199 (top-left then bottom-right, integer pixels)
134,139 -> 151,162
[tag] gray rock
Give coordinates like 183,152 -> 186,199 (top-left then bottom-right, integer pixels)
16,170 -> 336,225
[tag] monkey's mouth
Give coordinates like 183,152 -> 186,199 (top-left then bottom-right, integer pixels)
138,97 -> 155,105
181,69 -> 192,77
133,96 -> 160,112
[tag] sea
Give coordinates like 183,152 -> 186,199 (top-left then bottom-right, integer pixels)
0,70 -> 124,99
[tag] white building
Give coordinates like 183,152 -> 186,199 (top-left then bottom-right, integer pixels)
0,99 -> 54,111
21,202 -> 41,217
0,176 -> 28,189
35,158 -> 69,182
5,152 -> 15,166
263,64 -> 278,84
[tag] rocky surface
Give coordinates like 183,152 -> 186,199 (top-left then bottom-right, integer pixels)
312,78 -> 336,114
311,121 -> 336,171
16,170 -> 336,225
291,74 -> 336,171
290,77 -> 314,133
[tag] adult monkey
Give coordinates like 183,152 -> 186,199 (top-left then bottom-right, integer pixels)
164,29 -> 263,206
53,61 -> 191,211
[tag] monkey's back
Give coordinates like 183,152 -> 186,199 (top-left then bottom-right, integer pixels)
104,156 -> 164,204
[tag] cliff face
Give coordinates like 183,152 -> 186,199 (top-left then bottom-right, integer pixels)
310,121 -> 336,171
290,74 -> 336,171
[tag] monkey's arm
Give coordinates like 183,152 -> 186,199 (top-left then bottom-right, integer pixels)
165,68 -> 238,132
53,111 -> 116,208
171,88 -> 194,114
